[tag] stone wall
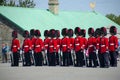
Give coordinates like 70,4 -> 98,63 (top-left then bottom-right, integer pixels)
0,21 -> 24,55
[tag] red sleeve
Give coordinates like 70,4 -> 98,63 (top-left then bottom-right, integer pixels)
54,39 -> 57,50
115,36 -> 118,49
29,39 -> 32,50
67,38 -> 70,49
17,39 -> 20,50
105,38 -> 109,50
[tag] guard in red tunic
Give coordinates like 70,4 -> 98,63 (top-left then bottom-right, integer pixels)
44,30 -> 51,65
98,27 -> 109,68
109,26 -> 118,67
30,29 -> 36,65
74,27 -> 84,67
34,30 -> 44,66
48,29 -> 57,66
95,28 -> 101,66
22,30 -> 32,66
81,29 -> 87,66
87,28 -> 97,67
55,30 -> 61,65
11,31 -> 20,66
61,28 -> 70,66
68,29 -> 74,66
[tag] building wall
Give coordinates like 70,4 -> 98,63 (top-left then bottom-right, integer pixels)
0,21 -> 24,55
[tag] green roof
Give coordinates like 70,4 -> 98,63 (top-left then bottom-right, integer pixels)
0,6 -> 120,38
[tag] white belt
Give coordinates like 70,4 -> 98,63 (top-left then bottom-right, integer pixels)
50,46 -> 54,47
83,45 -> 85,47
36,45 -> 40,47
110,43 -> 114,45
62,45 -> 67,47
70,44 -> 72,46
57,45 -> 60,47
24,46 -> 29,47
97,44 -> 99,46
101,45 -> 105,47
45,45 -> 48,47
13,45 -> 17,47
89,45 -> 93,47
75,44 -> 79,46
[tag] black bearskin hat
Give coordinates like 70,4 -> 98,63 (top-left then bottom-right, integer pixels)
30,29 -> 35,36
50,29 -> 56,38
56,30 -> 60,37
62,28 -> 68,36
101,27 -> 107,36
88,27 -> 94,36
44,30 -> 49,37
81,29 -> 86,37
110,26 -> 117,35
35,30 -> 41,37
23,30 -> 29,37
68,29 -> 74,37
12,30 -> 18,38
74,27 -> 81,35
95,28 -> 101,37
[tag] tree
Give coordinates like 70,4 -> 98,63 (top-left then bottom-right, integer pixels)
0,0 -> 35,8
0,0 -> 4,5
18,0 -> 35,8
106,14 -> 120,25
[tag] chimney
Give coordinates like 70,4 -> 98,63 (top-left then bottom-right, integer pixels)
48,0 -> 59,15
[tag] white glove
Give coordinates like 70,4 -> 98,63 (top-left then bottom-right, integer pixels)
45,49 -> 47,54
96,49 -> 98,54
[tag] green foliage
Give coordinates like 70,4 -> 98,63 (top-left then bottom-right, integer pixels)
18,0 -> 35,8
0,0 -> 4,5
106,14 -> 120,26
0,0 -> 35,8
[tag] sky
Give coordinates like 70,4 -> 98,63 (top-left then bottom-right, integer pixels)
34,0 -> 120,16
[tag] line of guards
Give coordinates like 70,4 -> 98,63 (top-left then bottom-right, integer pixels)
10,26 -> 118,68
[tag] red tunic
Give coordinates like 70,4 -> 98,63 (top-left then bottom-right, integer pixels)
34,38 -> 44,53
99,37 -> 108,54
69,37 -> 75,50
48,38 -> 57,53
61,37 -> 70,52
109,35 -> 118,52
44,37 -> 51,50
31,37 -> 36,50
96,37 -> 100,50
22,38 -> 32,53
74,36 -> 84,52
82,37 -> 87,50
11,38 -> 20,53
56,38 -> 61,52
87,37 -> 96,53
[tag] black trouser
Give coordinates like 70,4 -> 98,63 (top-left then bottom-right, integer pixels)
63,52 -> 69,66
88,52 -> 97,67
49,52 -> 56,66
24,52 -> 31,66
56,52 -> 59,65
30,51 -> 34,65
12,52 -> 19,66
47,51 -> 50,65
68,52 -> 73,65
98,52 -> 109,68
34,52 -> 43,66
109,51 -> 117,67
75,50 -> 84,67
